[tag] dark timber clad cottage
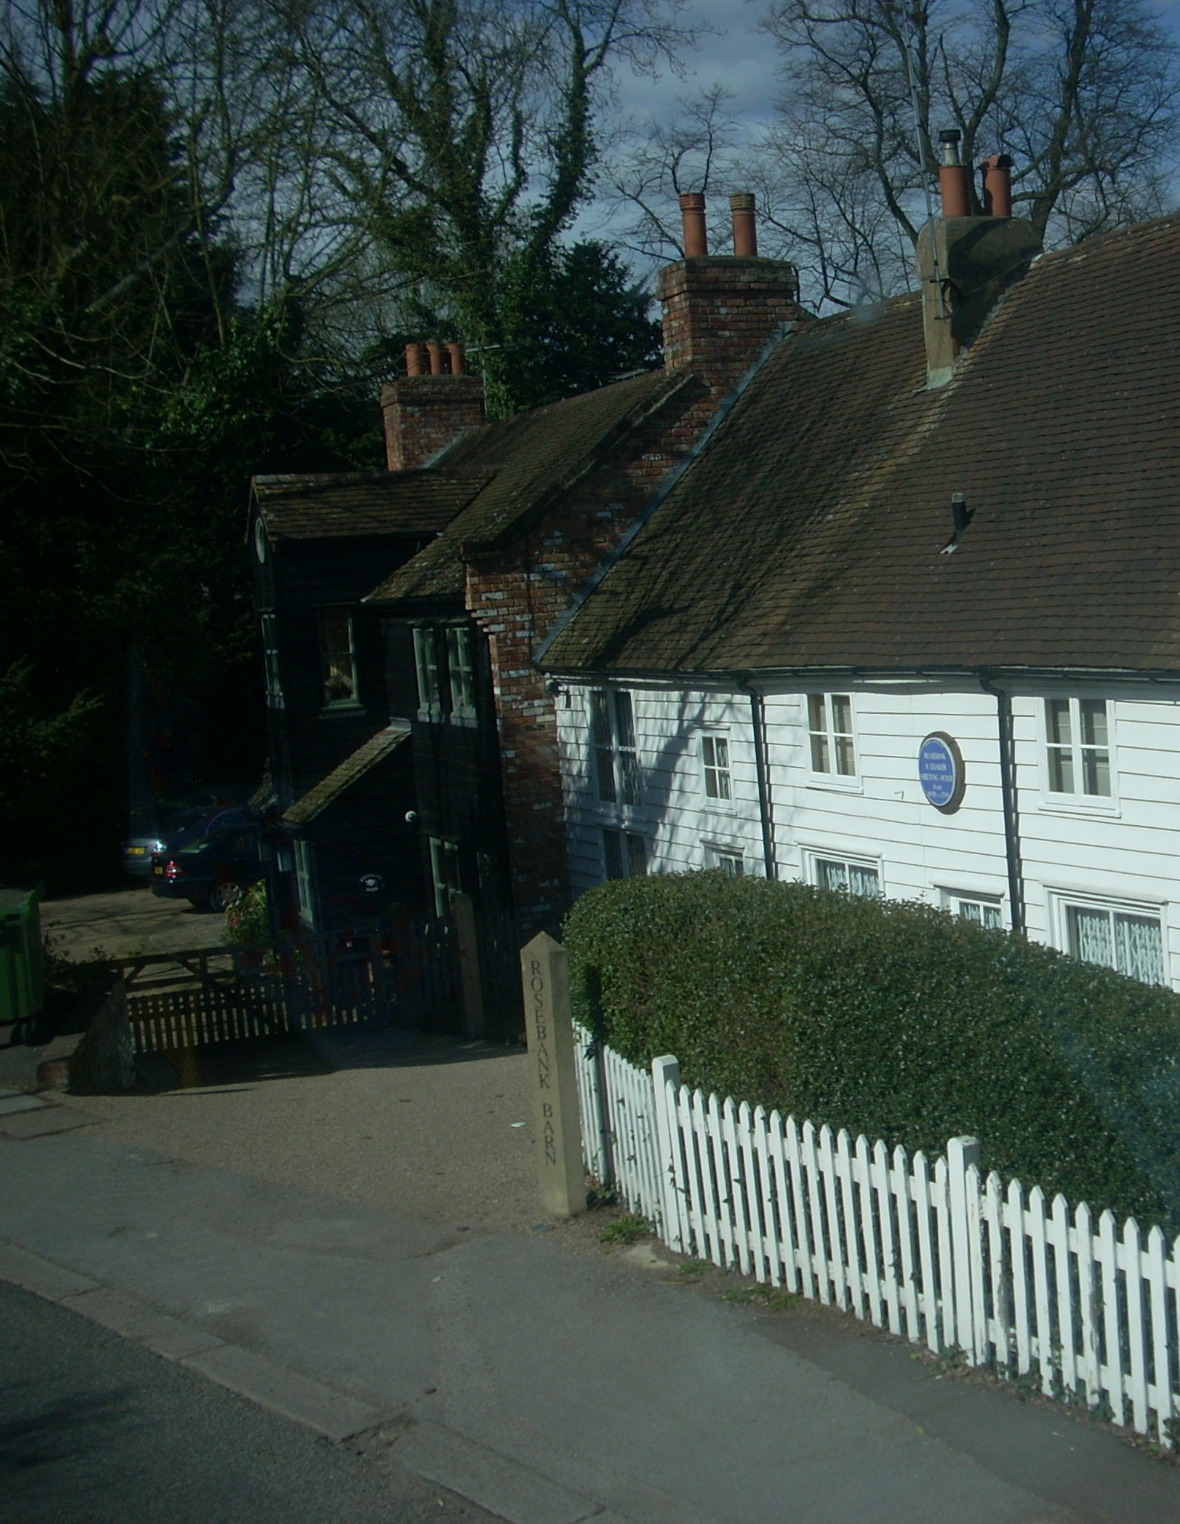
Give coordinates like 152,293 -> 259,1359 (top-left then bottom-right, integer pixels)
253,193 -> 804,958
249,471 -> 481,930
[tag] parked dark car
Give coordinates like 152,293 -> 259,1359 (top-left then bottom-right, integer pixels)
122,806 -> 210,879
149,808 -> 268,912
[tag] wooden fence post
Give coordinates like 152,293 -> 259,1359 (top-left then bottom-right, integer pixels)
520,932 -> 584,1217
947,1135 -> 982,1358
451,892 -> 485,1039
651,1054 -> 684,1252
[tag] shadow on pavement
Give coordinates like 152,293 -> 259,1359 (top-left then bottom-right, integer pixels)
143,1027 -> 525,1092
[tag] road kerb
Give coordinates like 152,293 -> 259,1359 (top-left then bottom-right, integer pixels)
182,1343 -> 389,1443
393,1419 -> 607,1524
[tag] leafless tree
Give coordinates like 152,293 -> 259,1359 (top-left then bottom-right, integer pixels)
277,0 -> 692,409
760,0 -> 1180,307
606,84 -> 745,261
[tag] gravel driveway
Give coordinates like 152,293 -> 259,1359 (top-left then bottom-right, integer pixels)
38,888 -> 546,1237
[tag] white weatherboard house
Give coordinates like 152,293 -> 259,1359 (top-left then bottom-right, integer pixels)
540,201 -> 1180,990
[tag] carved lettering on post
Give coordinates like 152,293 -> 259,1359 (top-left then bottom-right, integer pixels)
521,932 -> 584,1217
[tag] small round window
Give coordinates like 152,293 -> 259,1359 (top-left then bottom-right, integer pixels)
254,517 -> 268,562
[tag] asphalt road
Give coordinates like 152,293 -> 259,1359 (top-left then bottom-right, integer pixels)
0,1280 -> 495,1524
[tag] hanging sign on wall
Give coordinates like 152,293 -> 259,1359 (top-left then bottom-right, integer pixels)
918,732 -> 966,813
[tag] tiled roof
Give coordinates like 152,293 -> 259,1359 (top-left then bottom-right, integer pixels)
366,368 -> 693,605
254,472 -> 488,540
543,215 -> 1180,677
282,724 -> 411,825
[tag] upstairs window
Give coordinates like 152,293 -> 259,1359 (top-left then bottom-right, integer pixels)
319,608 -> 359,707
261,613 -> 283,709
702,734 -> 732,801
1045,698 -> 1111,797
414,627 -> 442,718
446,625 -> 476,719
808,694 -> 856,776
591,690 -> 641,806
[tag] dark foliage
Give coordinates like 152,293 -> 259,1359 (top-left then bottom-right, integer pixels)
564,872 -> 1180,1228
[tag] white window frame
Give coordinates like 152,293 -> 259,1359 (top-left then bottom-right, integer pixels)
318,606 -> 360,708
428,836 -> 461,917
414,627 -> 443,719
602,827 -> 646,880
294,838 -> 316,927
261,612 -> 283,709
591,690 -> 641,807
1049,889 -> 1167,986
701,732 -> 733,804
806,693 -> 860,791
940,887 -> 1004,930
446,624 -> 477,720
804,847 -> 882,897
704,843 -> 744,876
1040,696 -> 1117,812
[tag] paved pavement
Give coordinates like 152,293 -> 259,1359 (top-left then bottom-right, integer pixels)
5,1062 -> 1180,1524
4,892 -> 1180,1522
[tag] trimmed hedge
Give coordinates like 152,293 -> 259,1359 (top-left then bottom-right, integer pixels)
564,872 -> 1180,1229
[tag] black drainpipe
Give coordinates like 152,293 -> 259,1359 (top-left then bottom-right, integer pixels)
737,678 -> 777,880
979,675 -> 1025,935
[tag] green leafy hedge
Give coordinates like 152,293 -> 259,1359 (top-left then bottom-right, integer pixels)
563,872 -> 1180,1229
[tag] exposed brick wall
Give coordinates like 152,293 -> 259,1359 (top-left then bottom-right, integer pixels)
465,378 -> 732,934
658,256 -> 801,393
457,254 -> 803,934
380,376 -> 485,471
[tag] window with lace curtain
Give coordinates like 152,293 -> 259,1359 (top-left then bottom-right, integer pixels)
810,852 -> 881,897
1062,899 -> 1165,985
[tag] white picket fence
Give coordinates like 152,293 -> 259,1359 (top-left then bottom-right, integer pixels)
573,1028 -> 1180,1447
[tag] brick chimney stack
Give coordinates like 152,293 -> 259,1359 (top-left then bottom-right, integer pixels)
380,342 -> 485,470
657,192 -> 802,394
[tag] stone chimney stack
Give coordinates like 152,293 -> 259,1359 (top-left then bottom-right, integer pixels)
380,342 -> 485,470
916,137 -> 1040,388
658,192 -> 803,394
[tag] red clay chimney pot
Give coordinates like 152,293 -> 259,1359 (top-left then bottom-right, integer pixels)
679,192 -> 708,258
426,340 -> 446,375
446,342 -> 465,375
937,130 -> 970,217
405,342 -> 426,376
730,193 -> 758,257
979,154 -> 1014,218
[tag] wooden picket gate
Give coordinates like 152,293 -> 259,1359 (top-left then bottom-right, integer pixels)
576,1028 -> 1180,1448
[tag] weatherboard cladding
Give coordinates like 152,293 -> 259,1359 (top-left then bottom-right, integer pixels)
254,471 -> 488,540
366,368 -> 692,606
544,214 -> 1180,678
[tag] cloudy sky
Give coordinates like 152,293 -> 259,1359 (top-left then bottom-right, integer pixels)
587,0 -> 1180,258
611,0 -> 1180,142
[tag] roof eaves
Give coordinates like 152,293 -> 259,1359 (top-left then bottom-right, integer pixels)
282,723 -> 411,825
461,368 -> 699,554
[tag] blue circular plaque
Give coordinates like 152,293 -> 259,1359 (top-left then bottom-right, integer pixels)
918,732 -> 965,813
